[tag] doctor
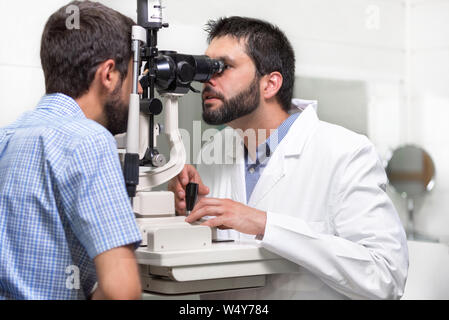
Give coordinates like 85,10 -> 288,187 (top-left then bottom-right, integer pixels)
169,16 -> 409,299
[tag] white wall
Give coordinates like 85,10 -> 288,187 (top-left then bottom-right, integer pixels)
403,241 -> 449,299
0,1 -> 67,126
401,0 -> 449,243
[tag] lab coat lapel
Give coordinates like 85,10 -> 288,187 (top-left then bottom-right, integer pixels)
224,130 -> 247,204
248,106 -> 319,207
231,161 -> 247,204
248,148 -> 286,207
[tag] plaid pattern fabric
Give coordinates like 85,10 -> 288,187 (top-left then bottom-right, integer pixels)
0,93 -> 141,299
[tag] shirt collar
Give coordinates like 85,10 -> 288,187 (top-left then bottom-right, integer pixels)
36,93 -> 86,119
265,112 -> 300,155
245,112 -> 300,165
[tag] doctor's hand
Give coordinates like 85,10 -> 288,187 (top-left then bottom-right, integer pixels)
185,198 -> 267,236
168,164 -> 209,215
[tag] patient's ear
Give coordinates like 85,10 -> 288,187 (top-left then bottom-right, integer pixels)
261,71 -> 283,100
95,59 -> 120,94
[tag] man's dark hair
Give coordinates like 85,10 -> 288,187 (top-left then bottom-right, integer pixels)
205,17 -> 295,112
40,1 -> 135,99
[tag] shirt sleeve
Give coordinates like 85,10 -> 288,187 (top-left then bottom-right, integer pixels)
261,141 -> 409,299
56,132 -> 142,259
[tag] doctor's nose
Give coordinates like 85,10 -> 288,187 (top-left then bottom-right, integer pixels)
206,75 -> 218,88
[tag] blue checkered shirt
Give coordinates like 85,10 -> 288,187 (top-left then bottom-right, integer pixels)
0,93 -> 142,300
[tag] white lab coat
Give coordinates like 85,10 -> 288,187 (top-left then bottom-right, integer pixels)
196,102 -> 409,300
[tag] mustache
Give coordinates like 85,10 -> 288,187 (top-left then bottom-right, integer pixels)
202,86 -> 225,101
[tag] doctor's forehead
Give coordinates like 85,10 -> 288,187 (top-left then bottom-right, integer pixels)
205,35 -> 250,63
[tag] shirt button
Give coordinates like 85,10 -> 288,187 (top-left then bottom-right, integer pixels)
249,167 -> 255,174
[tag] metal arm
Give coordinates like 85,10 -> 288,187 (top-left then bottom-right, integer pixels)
137,94 -> 186,190
123,25 -> 147,197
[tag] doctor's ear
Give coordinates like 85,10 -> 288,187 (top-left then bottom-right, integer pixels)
261,71 -> 283,100
95,59 -> 120,93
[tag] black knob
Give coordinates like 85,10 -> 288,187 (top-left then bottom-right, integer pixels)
140,98 -> 163,115
185,182 -> 199,213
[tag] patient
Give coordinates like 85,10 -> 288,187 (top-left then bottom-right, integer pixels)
0,1 -> 143,299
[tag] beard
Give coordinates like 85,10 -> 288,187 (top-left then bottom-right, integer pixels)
202,75 -> 260,125
104,80 -> 129,136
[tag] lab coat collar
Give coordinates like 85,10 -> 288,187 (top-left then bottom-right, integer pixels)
291,98 -> 318,113
282,103 -> 319,157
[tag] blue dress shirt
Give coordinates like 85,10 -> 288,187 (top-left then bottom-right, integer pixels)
244,112 -> 300,202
